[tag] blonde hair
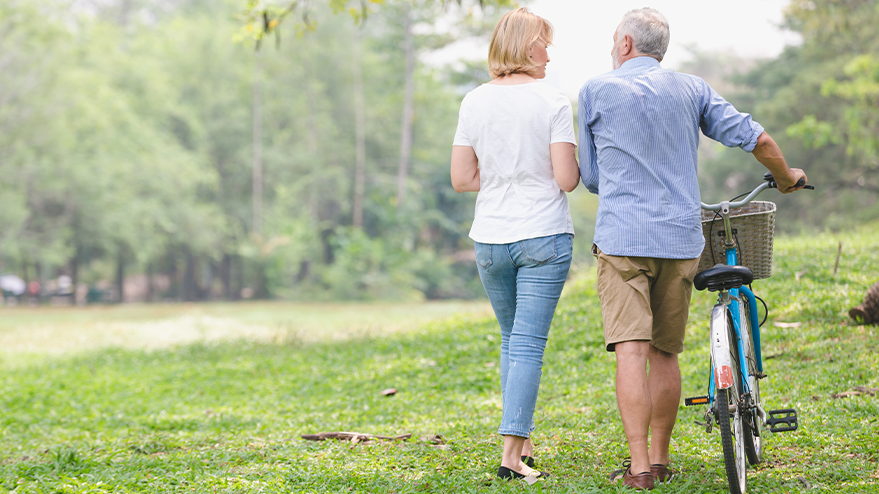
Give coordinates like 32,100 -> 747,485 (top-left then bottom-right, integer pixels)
487,7 -> 554,79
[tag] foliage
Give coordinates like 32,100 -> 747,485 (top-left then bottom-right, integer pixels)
682,0 -> 879,232
0,0 -> 501,301
236,0 -> 514,44
1,228 -> 878,492
783,0 -> 879,181
789,54 -> 879,167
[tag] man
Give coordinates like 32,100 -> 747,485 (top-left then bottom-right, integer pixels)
578,8 -> 807,491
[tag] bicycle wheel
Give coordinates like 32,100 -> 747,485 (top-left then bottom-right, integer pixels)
715,310 -> 746,494
740,299 -> 763,465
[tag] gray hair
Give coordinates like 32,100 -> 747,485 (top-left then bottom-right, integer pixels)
618,8 -> 670,61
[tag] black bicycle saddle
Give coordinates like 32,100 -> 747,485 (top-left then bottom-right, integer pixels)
694,264 -> 754,292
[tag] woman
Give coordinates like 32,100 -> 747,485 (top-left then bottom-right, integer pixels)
450,7 -> 579,482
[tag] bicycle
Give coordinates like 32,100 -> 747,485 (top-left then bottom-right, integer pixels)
685,173 -> 813,494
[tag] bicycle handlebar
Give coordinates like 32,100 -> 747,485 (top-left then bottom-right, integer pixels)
701,175 -> 814,211
701,183 -> 771,211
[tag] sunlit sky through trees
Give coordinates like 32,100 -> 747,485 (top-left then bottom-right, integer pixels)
427,0 -> 802,98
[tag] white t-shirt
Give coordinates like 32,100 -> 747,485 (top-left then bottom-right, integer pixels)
453,82 -> 577,244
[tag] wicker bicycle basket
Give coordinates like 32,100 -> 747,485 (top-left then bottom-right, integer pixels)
698,201 -> 776,279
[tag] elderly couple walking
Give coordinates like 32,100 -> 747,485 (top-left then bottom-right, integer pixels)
450,6 -> 808,490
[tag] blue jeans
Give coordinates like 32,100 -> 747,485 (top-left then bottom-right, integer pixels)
475,233 -> 573,437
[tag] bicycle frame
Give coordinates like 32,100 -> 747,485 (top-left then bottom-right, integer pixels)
703,195 -> 766,420
706,252 -> 763,406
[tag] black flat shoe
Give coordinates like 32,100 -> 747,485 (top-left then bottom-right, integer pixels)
521,455 -> 535,468
497,466 -> 550,482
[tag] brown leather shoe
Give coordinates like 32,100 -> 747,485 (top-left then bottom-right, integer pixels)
650,464 -> 674,483
611,467 -> 655,490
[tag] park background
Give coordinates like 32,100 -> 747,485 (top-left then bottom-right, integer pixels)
1,0 -> 876,303
1,0 -> 878,492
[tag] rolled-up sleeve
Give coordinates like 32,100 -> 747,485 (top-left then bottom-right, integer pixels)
698,79 -> 764,152
578,86 -> 600,194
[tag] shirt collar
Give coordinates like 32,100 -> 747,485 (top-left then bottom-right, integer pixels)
619,56 -> 661,70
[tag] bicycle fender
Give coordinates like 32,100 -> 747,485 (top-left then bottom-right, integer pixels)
710,304 -> 735,389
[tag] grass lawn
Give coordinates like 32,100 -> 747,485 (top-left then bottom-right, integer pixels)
0,300 -> 492,362
1,228 -> 878,493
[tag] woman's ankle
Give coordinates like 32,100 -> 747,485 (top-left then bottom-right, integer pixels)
521,438 -> 534,457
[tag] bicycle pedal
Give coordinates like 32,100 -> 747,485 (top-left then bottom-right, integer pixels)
766,408 -> 798,432
685,396 -> 710,406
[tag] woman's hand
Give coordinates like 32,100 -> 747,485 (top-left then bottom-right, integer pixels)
550,142 -> 579,192
451,145 -> 480,192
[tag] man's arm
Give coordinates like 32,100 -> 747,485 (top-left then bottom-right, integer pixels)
751,132 -> 807,193
578,88 -> 599,194
697,79 -> 808,193
450,145 -> 480,192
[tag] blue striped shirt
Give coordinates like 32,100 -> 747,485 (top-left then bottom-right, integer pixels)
578,56 -> 764,259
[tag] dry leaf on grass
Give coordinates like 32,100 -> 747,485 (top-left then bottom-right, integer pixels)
773,321 -> 802,328
301,431 -> 412,442
418,434 -> 445,445
831,386 -> 878,399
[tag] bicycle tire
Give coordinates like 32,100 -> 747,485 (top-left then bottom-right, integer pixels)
741,299 -> 764,465
715,311 -> 747,494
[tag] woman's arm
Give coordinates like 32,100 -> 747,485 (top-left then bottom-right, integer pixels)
550,142 -> 579,192
451,145 -> 480,192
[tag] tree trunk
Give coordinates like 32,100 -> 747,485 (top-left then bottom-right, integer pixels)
352,32 -> 366,229
146,262 -> 155,302
304,57 -> 320,222
296,260 -> 311,283
22,260 -> 30,301
21,259 -> 30,285
397,6 -> 415,206
235,255 -> 244,300
115,250 -> 125,304
70,249 -> 79,287
166,249 -> 179,300
203,261 -> 213,300
252,50 -> 264,236
255,259 -> 270,299
182,248 -> 196,302
222,253 -> 232,300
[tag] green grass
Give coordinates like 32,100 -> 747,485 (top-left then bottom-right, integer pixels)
0,300 -> 491,364
1,228 -> 878,493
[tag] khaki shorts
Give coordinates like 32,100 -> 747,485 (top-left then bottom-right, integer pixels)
593,245 -> 700,354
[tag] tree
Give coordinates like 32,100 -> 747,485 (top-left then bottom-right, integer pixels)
237,0 -> 513,45
0,0 -> 499,302
691,0 -> 879,229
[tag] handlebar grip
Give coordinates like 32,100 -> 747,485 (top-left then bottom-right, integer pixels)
768,176 -> 815,190
794,177 -> 816,190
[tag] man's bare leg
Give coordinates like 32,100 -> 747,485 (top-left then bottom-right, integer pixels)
614,340 -> 652,475
647,345 -> 680,466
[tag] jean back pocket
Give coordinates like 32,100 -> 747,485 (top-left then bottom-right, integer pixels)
474,242 -> 492,270
519,235 -> 559,265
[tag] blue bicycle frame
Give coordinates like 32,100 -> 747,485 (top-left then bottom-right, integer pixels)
706,239 -> 764,405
